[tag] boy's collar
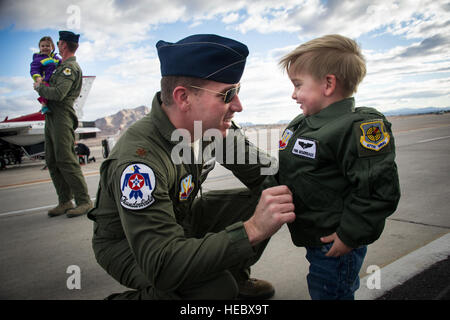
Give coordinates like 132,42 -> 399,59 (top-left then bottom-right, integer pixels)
305,97 -> 355,129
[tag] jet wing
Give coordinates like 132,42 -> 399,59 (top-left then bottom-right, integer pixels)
0,124 -> 32,134
75,127 -> 101,134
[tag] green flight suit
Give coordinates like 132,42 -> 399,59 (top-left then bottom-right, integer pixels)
270,97 -> 400,248
88,92 -> 275,299
37,56 -> 90,205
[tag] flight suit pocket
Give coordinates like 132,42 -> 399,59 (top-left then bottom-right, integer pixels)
292,174 -> 343,212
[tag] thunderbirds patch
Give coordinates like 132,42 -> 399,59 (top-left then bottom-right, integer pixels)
120,163 -> 156,210
279,129 -> 293,150
359,120 -> 390,151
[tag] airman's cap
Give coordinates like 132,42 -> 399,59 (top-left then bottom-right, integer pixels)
59,31 -> 80,43
156,34 -> 249,84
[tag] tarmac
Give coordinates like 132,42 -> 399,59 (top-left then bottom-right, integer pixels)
0,112 -> 449,302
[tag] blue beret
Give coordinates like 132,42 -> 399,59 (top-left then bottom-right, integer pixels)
59,31 -> 80,43
156,34 -> 249,84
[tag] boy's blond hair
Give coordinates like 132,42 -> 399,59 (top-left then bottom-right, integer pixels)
279,34 -> 366,97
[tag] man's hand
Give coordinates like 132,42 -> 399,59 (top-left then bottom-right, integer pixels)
320,232 -> 352,257
244,185 -> 295,246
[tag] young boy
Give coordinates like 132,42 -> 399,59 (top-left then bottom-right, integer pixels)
276,34 -> 401,299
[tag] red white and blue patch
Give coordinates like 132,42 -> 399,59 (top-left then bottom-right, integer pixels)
279,129 -> 293,151
179,174 -> 194,201
120,163 -> 156,210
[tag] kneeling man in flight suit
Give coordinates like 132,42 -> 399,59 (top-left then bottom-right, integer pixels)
88,34 -> 295,299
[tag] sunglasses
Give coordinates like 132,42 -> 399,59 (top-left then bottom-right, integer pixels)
189,85 -> 240,104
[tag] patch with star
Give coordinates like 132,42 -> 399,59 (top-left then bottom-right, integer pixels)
62,68 -> 72,76
120,163 -> 156,210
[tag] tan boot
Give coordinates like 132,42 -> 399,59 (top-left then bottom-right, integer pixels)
48,201 -> 74,217
66,201 -> 93,218
237,278 -> 275,300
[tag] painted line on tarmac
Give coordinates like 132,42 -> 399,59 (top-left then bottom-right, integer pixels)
0,170 -> 99,190
418,135 -> 450,143
356,232 -> 450,300
0,197 -> 97,218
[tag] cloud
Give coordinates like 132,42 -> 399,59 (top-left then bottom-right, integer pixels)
0,76 -> 39,119
222,12 -> 240,24
1,0 -> 449,122
399,34 -> 450,58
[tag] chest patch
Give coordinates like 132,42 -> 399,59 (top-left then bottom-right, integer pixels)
292,138 -> 317,159
279,129 -> 294,150
179,174 -> 195,201
359,120 -> 390,151
120,163 -> 156,210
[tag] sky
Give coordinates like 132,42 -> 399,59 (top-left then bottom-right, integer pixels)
0,0 -> 449,124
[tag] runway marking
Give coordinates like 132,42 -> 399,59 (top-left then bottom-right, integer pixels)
356,232 -> 450,300
0,204 -> 56,217
0,170 -> 99,189
388,217 -> 450,229
0,197 -> 97,218
395,123 -> 450,133
417,135 -> 450,143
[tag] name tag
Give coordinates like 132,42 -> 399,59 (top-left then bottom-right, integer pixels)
292,138 -> 317,159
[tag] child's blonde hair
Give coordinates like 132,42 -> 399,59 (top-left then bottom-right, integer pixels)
279,34 -> 366,97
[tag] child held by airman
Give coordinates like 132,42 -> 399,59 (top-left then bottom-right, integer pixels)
30,36 -> 60,114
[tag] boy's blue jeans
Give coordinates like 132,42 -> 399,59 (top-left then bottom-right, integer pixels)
305,243 -> 367,300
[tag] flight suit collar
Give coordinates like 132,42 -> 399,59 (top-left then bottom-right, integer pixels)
61,56 -> 76,64
150,92 -> 179,145
305,97 -> 355,129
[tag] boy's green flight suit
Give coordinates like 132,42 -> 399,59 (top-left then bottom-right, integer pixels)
88,93 -> 275,299
37,56 -> 90,205
272,97 -> 401,248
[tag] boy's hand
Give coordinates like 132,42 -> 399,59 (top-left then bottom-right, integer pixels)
320,232 -> 352,257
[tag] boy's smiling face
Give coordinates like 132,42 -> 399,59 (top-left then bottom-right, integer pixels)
289,71 -> 328,117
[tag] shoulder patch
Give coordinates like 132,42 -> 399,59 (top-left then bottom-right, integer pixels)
63,68 -> 72,76
279,129 -> 294,150
355,120 -> 392,157
179,174 -> 195,201
120,163 -> 156,210
359,120 -> 390,151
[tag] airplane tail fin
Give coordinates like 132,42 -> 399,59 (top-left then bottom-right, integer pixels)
73,76 -> 96,119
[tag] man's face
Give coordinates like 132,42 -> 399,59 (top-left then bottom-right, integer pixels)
57,40 -> 66,55
189,81 -> 243,137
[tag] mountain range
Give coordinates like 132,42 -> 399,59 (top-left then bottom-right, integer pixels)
94,106 -> 450,135
95,105 -> 149,135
